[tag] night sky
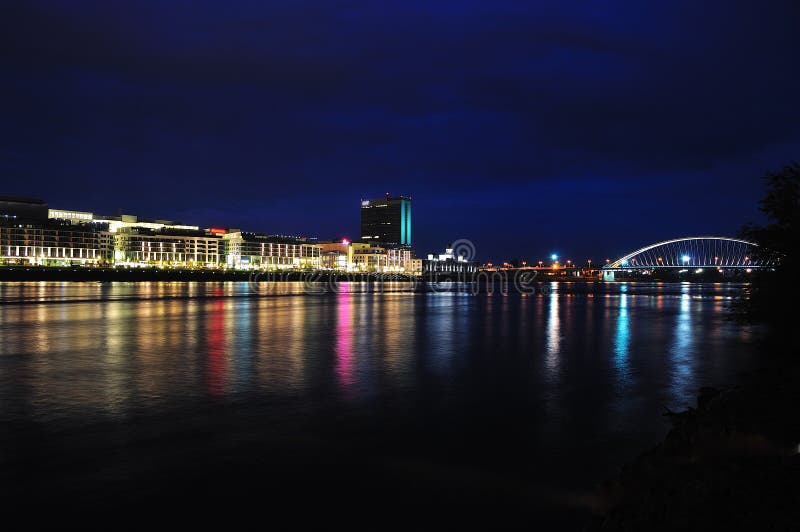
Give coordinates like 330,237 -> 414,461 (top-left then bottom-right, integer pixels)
3,1 -> 799,263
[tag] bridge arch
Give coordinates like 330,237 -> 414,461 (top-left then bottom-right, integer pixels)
602,236 -> 770,270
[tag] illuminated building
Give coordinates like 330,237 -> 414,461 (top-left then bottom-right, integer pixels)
0,197 -> 107,266
46,209 -> 221,268
223,232 -> 321,270
48,209 -> 93,224
318,240 -> 353,271
112,227 -> 222,267
49,209 -> 199,233
422,244 -> 480,274
351,242 -> 388,272
360,194 -> 412,246
0,219 -> 107,266
387,247 -> 414,272
97,214 -> 199,233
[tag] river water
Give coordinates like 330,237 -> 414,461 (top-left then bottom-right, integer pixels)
0,281 -> 758,527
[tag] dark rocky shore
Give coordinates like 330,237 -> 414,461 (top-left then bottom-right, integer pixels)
587,355 -> 800,530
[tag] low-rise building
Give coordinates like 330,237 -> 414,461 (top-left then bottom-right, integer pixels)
386,247 -> 414,273
422,244 -> 480,275
0,218 -> 107,266
112,227 -> 222,267
223,232 -> 321,270
351,242 -> 388,272
318,240 -> 353,271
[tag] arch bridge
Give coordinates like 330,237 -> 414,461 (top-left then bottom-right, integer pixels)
601,236 -> 774,280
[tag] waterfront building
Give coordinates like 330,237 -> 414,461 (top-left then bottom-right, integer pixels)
48,209 -> 93,224
351,242 -> 388,272
3,195 -> 424,273
223,232 -> 321,270
98,214 -> 199,233
386,247 -> 414,273
360,194 -> 412,247
48,210 -> 199,233
422,244 -> 480,274
112,227 -> 222,267
318,240 -> 353,271
46,209 -> 218,267
0,218 -> 107,266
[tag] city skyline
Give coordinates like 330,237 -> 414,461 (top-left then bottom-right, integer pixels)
4,2 -> 799,262
2,3 -> 797,528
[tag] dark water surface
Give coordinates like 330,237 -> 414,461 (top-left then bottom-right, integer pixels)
0,282 -> 757,527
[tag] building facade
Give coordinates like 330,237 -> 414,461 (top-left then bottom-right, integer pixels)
360,195 -> 412,247
386,247 -> 414,273
0,218 -> 107,266
422,245 -> 480,275
112,227 -> 222,267
223,232 -> 321,270
318,240 -> 353,271
1,196 -> 421,272
351,242 -> 388,272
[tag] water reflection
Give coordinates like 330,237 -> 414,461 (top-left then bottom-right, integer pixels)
206,299 -> 227,397
0,281 -> 755,435
670,293 -> 696,404
545,290 -> 560,374
614,293 -> 631,393
336,294 -> 355,396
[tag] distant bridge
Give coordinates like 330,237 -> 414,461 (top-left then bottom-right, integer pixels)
601,236 -> 774,280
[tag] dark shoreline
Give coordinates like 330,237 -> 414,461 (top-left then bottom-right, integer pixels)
0,266 -> 419,282
0,265 -> 754,284
587,352 -> 800,530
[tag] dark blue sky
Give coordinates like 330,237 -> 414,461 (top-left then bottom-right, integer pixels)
3,1 -> 799,262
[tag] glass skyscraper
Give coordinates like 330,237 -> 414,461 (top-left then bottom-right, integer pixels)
360,195 -> 412,247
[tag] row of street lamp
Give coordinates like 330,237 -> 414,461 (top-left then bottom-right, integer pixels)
490,256 -> 605,269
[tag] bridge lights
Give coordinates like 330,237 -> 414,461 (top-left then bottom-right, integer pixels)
682,255 -> 691,264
